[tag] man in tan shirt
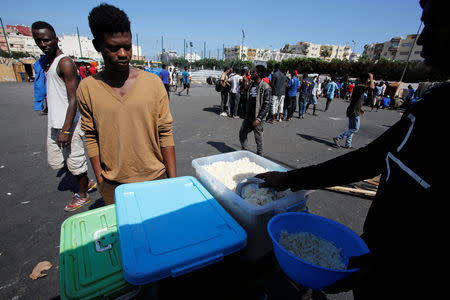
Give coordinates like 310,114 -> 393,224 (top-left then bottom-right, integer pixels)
77,4 -> 176,204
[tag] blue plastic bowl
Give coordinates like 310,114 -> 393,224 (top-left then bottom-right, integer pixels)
268,212 -> 369,291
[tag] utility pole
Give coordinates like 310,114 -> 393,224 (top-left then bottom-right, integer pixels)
400,21 -> 423,83
183,39 -> 186,60
241,29 -> 245,60
77,26 -> 83,58
136,33 -> 139,61
161,35 -> 164,61
223,43 -> 225,60
0,17 -> 11,56
204,41 -> 206,60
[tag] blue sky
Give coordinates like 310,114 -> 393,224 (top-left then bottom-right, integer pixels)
2,0 -> 423,60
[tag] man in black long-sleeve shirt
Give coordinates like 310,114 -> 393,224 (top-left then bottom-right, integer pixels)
257,1 -> 447,298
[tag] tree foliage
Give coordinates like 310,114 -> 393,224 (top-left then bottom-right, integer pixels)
159,55 -> 448,82
170,58 -> 254,72
0,50 -> 33,59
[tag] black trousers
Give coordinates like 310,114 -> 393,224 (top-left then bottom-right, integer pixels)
239,120 -> 264,156
220,91 -> 228,113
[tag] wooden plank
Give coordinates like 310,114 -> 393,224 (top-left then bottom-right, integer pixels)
325,186 -> 376,198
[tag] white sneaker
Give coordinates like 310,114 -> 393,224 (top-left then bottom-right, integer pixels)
220,112 -> 227,116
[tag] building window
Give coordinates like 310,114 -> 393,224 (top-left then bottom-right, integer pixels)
399,51 -> 409,56
401,42 -> 412,47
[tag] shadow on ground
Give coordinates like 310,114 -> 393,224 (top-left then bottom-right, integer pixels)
207,141 -> 237,153
56,168 -> 77,193
202,105 -> 221,115
297,133 -> 337,148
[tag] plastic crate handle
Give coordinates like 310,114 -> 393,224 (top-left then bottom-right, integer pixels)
94,228 -> 113,252
170,253 -> 224,277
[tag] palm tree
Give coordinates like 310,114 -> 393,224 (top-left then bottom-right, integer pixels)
321,49 -> 331,60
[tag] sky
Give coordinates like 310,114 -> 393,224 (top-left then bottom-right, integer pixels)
1,0 -> 423,60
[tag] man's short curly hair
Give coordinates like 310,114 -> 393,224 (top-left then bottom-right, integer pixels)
31,21 -> 56,38
88,3 -> 131,42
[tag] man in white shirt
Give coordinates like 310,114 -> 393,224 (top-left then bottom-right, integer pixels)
32,21 -> 95,212
228,69 -> 242,118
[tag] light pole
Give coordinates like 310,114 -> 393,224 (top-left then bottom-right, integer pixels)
1,17 -> 12,56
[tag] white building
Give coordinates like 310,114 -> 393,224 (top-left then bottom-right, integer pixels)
58,34 -> 143,61
185,52 -> 201,63
160,50 -> 179,62
349,52 -> 361,61
59,35 -> 101,59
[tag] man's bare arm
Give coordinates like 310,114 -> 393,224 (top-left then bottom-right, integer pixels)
57,57 -> 79,146
90,155 -> 104,185
161,146 -> 176,178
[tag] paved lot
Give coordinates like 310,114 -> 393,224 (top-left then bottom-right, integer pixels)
0,82 -> 401,299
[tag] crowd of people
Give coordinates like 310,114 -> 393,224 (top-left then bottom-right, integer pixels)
215,63 -> 396,154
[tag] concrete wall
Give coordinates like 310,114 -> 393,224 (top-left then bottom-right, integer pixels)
0,63 -> 17,82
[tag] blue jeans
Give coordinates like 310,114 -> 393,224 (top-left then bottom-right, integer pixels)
298,95 -> 307,117
229,93 -> 240,117
337,116 -> 360,147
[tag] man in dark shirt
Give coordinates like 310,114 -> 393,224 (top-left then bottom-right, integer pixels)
298,74 -> 312,118
257,1 -> 446,298
270,63 -> 287,122
333,73 -> 374,149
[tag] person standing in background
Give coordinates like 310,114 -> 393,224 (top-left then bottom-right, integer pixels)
178,66 -> 190,96
324,78 -> 339,111
285,71 -> 299,121
305,75 -> 319,116
159,64 -> 171,98
238,68 -> 249,118
219,67 -> 231,116
334,73 -> 374,149
228,69 -> 242,118
298,74 -> 312,118
88,61 -> 97,76
270,63 -> 287,123
239,65 -> 271,156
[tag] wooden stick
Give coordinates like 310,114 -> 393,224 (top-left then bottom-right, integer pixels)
325,186 -> 376,197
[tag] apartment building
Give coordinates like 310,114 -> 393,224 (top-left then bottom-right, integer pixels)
363,34 -> 423,62
281,42 -> 352,60
0,25 -> 42,57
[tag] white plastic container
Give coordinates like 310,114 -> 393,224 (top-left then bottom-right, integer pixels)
192,150 -> 312,261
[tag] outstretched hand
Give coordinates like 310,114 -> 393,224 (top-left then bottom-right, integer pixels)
255,171 -> 290,191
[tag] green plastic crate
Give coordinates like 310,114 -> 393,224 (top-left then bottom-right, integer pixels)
59,205 -> 138,299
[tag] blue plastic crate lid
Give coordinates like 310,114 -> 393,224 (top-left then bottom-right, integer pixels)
115,176 -> 247,285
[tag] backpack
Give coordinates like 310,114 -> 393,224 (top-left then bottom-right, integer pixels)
215,79 -> 222,92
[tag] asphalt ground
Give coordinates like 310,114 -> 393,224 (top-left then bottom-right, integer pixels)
0,82 -> 402,300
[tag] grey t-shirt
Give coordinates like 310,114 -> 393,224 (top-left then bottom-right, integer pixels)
271,70 -> 287,96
